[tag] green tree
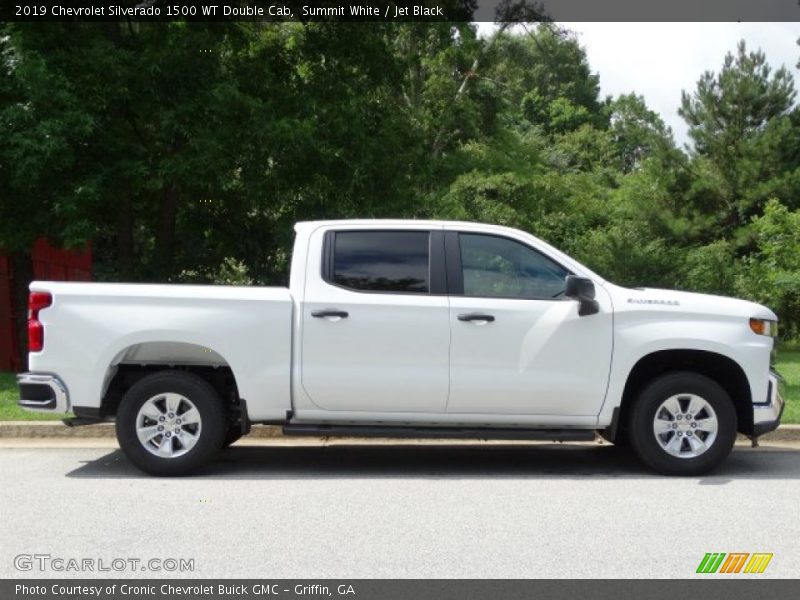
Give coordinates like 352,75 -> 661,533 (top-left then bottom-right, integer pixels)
489,25 -> 607,134
610,93 -> 676,174
736,200 -> 800,336
5,22 -> 800,357
679,41 -> 799,235
0,23 -> 97,367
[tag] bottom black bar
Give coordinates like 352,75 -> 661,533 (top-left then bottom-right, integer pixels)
4,579 -> 799,600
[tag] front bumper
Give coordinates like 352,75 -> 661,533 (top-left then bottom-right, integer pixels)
17,373 -> 70,414
752,370 -> 785,437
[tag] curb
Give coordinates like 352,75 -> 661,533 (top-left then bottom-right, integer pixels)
1,421 -> 799,442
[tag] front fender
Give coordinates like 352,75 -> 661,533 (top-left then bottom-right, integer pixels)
598,313 -> 771,426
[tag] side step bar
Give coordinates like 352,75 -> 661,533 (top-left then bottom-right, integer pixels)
282,424 -> 596,442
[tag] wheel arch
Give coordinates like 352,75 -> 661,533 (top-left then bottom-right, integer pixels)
96,341 -> 242,419
616,349 -> 753,439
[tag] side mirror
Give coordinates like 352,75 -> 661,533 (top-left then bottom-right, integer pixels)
564,275 -> 600,317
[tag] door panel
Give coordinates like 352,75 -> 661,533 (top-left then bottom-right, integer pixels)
300,229 -> 450,413
448,295 -> 612,415
446,231 -> 613,416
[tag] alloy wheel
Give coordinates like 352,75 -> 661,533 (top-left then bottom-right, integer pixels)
135,393 -> 202,458
652,393 -> 718,459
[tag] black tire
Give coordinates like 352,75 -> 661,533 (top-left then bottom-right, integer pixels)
628,371 -> 737,476
116,370 -> 226,476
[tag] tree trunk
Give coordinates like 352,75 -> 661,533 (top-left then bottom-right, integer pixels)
117,191 -> 134,281
10,250 -> 33,372
154,185 -> 178,281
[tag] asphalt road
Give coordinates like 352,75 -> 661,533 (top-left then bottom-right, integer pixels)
1,441 -> 798,579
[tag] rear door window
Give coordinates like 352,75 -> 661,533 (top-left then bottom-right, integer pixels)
331,231 -> 430,293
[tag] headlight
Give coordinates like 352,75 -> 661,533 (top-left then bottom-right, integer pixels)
749,318 -> 778,337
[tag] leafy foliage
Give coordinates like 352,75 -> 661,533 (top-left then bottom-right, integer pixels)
2,22 -> 800,345
736,201 -> 800,337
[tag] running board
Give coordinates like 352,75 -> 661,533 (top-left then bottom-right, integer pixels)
282,424 -> 596,442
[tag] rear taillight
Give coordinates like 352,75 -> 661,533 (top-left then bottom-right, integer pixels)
28,291 -> 52,352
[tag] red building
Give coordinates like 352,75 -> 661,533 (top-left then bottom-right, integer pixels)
0,239 -> 92,371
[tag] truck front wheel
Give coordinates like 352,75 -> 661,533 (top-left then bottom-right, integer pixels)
116,371 -> 226,476
628,372 -> 737,476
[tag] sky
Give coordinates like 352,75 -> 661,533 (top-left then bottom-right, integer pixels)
478,22 -> 800,148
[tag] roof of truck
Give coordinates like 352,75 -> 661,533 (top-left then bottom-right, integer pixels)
295,218 -> 517,231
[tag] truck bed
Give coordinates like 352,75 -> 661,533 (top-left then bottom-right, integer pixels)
28,281 -> 294,421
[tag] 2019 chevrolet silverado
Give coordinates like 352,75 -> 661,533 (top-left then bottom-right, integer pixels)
17,220 -> 784,475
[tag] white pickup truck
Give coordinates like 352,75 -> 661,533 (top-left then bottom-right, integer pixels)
18,220 -> 784,475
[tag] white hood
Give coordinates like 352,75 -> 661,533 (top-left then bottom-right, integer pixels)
604,283 -> 778,321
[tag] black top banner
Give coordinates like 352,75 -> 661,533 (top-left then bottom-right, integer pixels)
3,0 -> 800,23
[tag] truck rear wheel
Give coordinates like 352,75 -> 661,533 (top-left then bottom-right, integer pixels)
628,372 -> 737,476
116,371 -> 226,476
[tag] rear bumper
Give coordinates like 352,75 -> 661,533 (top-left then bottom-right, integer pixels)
752,370 -> 785,437
17,373 -> 70,414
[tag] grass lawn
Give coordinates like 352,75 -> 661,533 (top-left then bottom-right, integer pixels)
1,350 -> 799,423
775,350 -> 800,425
